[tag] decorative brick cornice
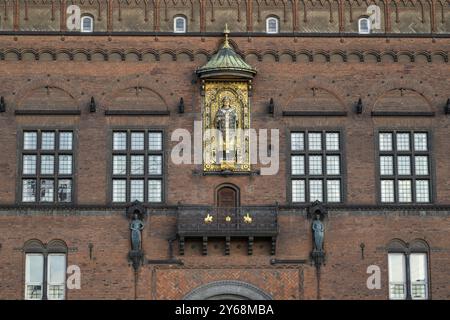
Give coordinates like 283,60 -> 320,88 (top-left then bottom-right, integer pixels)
0,47 -> 448,63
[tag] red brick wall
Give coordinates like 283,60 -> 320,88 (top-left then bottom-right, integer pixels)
0,35 -> 449,299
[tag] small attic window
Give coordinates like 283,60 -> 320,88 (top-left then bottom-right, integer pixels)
81,16 -> 94,33
174,16 -> 187,33
358,17 -> 371,34
266,17 -> 279,34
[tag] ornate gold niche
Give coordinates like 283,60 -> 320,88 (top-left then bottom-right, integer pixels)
196,25 -> 256,173
202,81 -> 251,172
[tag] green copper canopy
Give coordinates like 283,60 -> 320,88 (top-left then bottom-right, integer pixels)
196,25 -> 256,79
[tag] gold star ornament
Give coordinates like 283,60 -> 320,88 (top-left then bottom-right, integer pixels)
243,213 -> 253,224
204,213 -> 213,224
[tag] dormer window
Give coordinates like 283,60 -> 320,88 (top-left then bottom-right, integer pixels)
266,17 -> 279,34
174,16 -> 187,33
81,15 -> 94,33
358,17 -> 371,34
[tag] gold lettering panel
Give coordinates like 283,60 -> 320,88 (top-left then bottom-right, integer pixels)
202,81 -> 250,172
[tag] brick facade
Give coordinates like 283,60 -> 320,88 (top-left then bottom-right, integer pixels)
0,1 -> 449,300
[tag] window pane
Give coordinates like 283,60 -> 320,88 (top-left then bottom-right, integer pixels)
327,180 -> 341,202
112,180 -> 126,202
325,133 -> 339,151
175,17 -> 185,31
410,253 -> 428,300
326,155 -> 340,175
113,155 -> 127,175
381,180 -> 394,203
40,155 -> 54,175
414,133 -> 428,151
149,155 -> 162,175
26,254 -> 44,283
59,132 -> 73,150
388,253 -> 406,300
58,155 -> 72,175
292,180 -> 305,202
291,133 -> 304,151
113,132 -> 127,150
396,133 -> 410,151
24,132 -> 37,150
398,180 -> 412,203
22,179 -> 36,202
308,133 -> 322,151
23,155 -> 37,175
130,155 -> 144,175
291,155 -> 305,175
131,132 -> 145,150
148,180 -> 162,202
415,180 -> 430,203
309,180 -> 323,202
58,179 -> 72,203
397,156 -> 411,175
25,254 -> 44,300
380,156 -> 393,175
41,132 -> 55,150
149,132 -> 162,150
308,156 -> 322,175
40,179 -> 54,202
130,180 -> 144,202
82,17 -> 92,31
415,156 -> 429,175
47,254 -> 66,300
379,133 -> 393,151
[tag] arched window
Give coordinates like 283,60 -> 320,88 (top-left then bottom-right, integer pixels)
387,239 -> 429,300
266,17 -> 279,34
358,17 -> 371,34
23,239 -> 68,300
81,15 -> 94,33
174,16 -> 187,33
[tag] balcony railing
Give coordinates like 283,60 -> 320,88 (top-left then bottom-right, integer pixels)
177,206 -> 278,237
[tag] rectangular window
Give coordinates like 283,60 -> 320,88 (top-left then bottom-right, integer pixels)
388,252 -> 429,300
378,131 -> 431,203
111,130 -> 164,203
388,253 -> 406,300
47,254 -> 66,300
20,130 -> 74,203
290,131 -> 343,203
25,253 -> 66,300
25,254 -> 44,300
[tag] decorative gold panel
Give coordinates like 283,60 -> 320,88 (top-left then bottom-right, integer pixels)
202,80 -> 251,172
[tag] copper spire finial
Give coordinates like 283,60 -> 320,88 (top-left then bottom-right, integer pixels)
223,23 -> 230,48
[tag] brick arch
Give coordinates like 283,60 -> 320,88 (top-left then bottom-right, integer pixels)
13,80 -> 80,110
283,82 -> 347,113
102,77 -> 171,112
372,88 -> 433,113
367,80 -> 437,113
183,280 -> 273,300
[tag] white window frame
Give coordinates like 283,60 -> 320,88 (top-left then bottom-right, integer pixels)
173,16 -> 187,33
25,254 -> 44,300
388,252 -> 429,300
80,15 -> 94,33
47,254 -> 67,300
266,17 -> 279,34
358,17 -> 371,34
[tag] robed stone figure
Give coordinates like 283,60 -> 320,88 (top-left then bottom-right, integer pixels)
215,96 -> 238,162
130,213 -> 144,251
312,214 -> 324,252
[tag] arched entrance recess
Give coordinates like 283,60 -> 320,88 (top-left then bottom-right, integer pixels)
183,280 -> 272,300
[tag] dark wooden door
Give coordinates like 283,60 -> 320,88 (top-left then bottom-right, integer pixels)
217,187 -> 237,208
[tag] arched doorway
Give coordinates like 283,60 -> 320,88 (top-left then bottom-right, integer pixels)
216,184 -> 239,208
183,280 -> 272,300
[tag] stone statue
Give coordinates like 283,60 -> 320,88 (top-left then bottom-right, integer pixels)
215,96 -> 238,162
312,214 -> 324,251
130,213 -> 144,251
